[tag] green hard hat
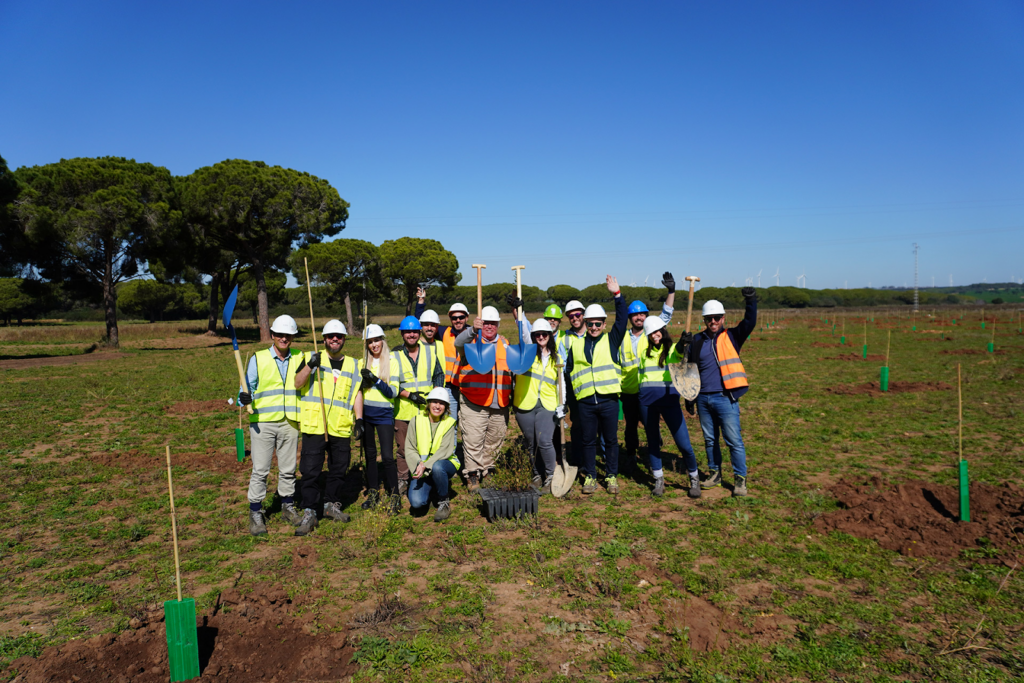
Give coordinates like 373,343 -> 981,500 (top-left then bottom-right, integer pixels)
544,303 -> 564,319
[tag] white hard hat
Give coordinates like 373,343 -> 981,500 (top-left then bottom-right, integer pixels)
426,387 -> 449,403
565,299 -> 584,313
531,318 -> 553,334
481,305 -> 501,322
420,309 -> 440,325
363,323 -> 385,340
270,315 -> 298,335
643,317 -> 666,336
702,300 -> 726,316
448,303 -> 469,315
322,319 -> 347,337
583,304 -> 607,319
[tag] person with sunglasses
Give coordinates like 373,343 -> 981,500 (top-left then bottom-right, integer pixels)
684,288 -> 758,496
415,286 -> 470,421
238,315 -> 303,535
291,320 -> 363,535
512,318 -> 565,493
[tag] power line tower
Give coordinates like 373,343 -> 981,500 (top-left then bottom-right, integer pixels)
912,243 -> 919,312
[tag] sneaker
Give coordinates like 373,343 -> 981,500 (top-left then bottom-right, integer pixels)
281,503 -> 302,526
323,502 -> 351,523
294,509 -> 318,536
248,510 -> 267,536
530,475 -> 542,491
433,499 -> 451,522
700,469 -> 721,490
467,472 -> 480,494
652,477 -> 665,497
688,474 -> 702,499
606,476 -> 619,495
732,475 -> 748,497
361,489 -> 379,511
540,476 -> 553,496
582,476 -> 598,495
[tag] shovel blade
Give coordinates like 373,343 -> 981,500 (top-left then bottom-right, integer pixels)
222,285 -> 239,329
551,462 -> 577,498
669,362 -> 701,401
464,337 -> 496,374
164,598 -> 200,682
504,342 -> 538,375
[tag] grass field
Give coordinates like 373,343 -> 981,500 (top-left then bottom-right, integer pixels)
1,307 -> 1023,681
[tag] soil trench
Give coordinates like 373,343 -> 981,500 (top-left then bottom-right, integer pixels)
825,381 -> 952,397
822,353 -> 886,361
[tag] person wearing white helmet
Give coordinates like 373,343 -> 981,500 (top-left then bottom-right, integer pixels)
357,323 -> 402,511
405,387 -> 460,522
564,276 -> 629,495
684,288 -> 758,497
291,320 -> 363,534
415,286 -> 469,420
511,318 -> 566,494
238,314 -> 302,535
638,316 -> 700,498
454,304 -> 513,492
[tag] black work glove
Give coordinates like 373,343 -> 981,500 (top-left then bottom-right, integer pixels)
684,399 -> 696,416
352,418 -> 364,441
360,367 -> 377,389
662,272 -> 676,294
675,331 -> 693,353
239,392 -> 252,406
741,286 -> 756,300
505,292 -> 523,310
409,392 -> 426,406
306,351 -> 321,370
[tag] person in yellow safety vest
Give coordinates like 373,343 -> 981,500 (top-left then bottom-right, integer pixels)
357,323 -> 401,511
619,272 -> 677,475
512,319 -> 565,494
638,316 -> 700,498
405,387 -> 460,522
238,315 -> 303,536
392,315 -> 445,499
415,286 -> 469,420
564,276 -> 628,495
683,289 -> 757,497
454,305 -> 513,493
291,319 -> 363,536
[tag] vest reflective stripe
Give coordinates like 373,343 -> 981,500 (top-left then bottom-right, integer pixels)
251,349 -> 301,423
714,333 -> 749,389
413,414 -> 459,469
619,332 -> 647,395
441,328 -> 461,385
299,354 -> 359,437
555,330 -> 572,364
358,356 -> 399,410
638,348 -> 673,389
457,336 -> 512,408
568,335 -> 622,400
392,346 -> 433,421
513,355 -> 559,411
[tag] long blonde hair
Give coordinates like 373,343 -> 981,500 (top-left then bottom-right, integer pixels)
366,336 -> 391,384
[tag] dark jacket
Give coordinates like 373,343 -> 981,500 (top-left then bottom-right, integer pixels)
685,296 -> 757,400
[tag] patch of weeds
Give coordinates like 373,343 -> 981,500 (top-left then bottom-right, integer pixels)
598,540 -> 631,560
594,617 -> 631,637
0,633 -> 48,671
352,634 -> 451,674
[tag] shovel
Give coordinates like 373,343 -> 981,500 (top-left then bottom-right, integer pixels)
464,264 -> 497,373
223,285 -> 251,461
668,275 -> 701,401
163,445 -> 200,682
504,265 -> 538,375
550,362 -> 578,498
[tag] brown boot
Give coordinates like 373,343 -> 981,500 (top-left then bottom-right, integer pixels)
467,472 -> 480,494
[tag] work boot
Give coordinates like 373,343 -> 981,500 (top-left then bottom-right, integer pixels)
361,489 -> 379,510
294,508 -> 318,536
540,475 -> 553,496
397,479 -> 409,497
688,474 -> 702,499
433,499 -> 451,522
386,495 -> 403,516
248,510 -> 267,536
323,502 -> 351,523
467,472 -> 480,494
582,476 -> 597,495
606,476 -> 619,495
652,477 -> 665,497
700,469 -> 721,490
530,474 -> 542,491
281,502 -> 302,526
732,475 -> 748,497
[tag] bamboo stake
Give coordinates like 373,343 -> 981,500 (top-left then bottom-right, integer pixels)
304,258 -> 330,441
958,364 -> 963,462
886,330 -> 891,366
165,445 -> 183,603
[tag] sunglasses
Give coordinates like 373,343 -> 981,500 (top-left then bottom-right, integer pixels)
533,332 -> 551,338
545,318 -> 560,323
272,333 -> 293,339
567,311 -> 583,319
704,315 -> 724,322
450,315 -> 467,321
585,321 -> 603,328
482,321 -> 498,326
323,334 -> 345,340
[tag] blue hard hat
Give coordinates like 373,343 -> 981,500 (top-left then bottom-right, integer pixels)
627,300 -> 649,315
399,316 -> 422,331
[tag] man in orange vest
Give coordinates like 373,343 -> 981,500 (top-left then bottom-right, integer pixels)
684,287 -> 757,497
454,305 -> 512,493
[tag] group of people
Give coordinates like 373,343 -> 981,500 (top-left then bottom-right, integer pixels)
237,272 -> 757,536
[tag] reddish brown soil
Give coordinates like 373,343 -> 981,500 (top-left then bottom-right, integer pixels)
0,352 -> 134,370
88,448 -> 246,474
811,342 -> 842,348
815,477 -> 1024,559
825,381 -> 952,397
8,584 -> 354,683
822,353 -> 886,361
167,400 -> 235,415
940,349 -> 1007,356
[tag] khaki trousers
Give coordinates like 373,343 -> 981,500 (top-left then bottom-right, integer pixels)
247,419 -> 299,504
459,396 -> 509,475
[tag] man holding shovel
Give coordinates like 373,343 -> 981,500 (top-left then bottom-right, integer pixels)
685,287 -> 757,496
392,316 -> 445,498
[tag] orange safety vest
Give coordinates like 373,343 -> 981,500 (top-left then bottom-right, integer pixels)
441,327 -> 461,386
714,332 -> 749,390
457,335 -> 512,408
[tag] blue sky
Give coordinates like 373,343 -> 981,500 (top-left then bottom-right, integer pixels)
2,1 -> 1022,291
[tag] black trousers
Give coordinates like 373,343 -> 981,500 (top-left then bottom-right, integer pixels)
620,392 -> 641,455
362,422 -> 398,495
578,397 -> 620,480
299,432 -> 351,510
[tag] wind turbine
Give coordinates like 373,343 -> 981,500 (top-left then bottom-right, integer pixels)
774,267 -> 780,286
745,277 -> 753,286
797,271 -> 806,288
757,269 -> 762,287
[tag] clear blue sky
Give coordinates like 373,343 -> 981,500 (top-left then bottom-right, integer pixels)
2,1 -> 1022,292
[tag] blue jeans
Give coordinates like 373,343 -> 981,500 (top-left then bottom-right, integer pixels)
578,397 -> 620,479
695,393 -> 747,477
640,397 -> 697,474
446,385 -> 459,423
408,459 -> 458,509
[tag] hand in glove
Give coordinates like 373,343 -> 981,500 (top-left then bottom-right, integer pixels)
505,292 -> 523,310
239,392 -> 253,406
741,286 -> 756,300
555,405 -> 567,419
306,351 -> 321,370
409,392 -> 427,406
661,272 -> 676,293
360,367 -> 377,389
684,399 -> 696,416
675,331 -> 694,353
352,418 -> 364,440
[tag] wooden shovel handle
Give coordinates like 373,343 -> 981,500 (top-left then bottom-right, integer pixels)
233,349 -> 254,415
684,276 -> 700,334
512,265 -> 525,319
472,264 -> 486,317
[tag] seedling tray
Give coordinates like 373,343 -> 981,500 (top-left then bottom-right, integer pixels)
479,488 -> 541,521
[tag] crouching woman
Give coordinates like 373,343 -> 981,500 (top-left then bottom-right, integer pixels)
405,387 -> 460,522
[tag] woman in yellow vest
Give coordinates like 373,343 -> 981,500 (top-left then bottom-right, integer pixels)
357,324 -> 401,511
405,387 -> 459,522
512,319 -> 564,494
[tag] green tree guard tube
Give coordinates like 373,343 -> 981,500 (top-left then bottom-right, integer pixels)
981,321 -> 985,329
959,460 -> 970,522
235,428 -> 246,462
880,366 -> 889,392
840,335 -> 846,344
987,342 -> 994,353
862,344 -> 868,359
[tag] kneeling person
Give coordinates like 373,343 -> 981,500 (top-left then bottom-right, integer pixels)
293,319 -> 363,535
406,388 -> 459,522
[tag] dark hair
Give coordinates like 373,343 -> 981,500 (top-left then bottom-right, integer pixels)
533,329 -> 558,360
645,328 -> 674,367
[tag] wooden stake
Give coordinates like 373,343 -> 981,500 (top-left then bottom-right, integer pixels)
304,258 -> 330,441
886,330 -> 891,366
957,364 -> 963,462
165,445 -> 183,603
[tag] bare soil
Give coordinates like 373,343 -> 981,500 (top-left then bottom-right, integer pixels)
811,342 -> 842,348
941,349 -> 1007,356
815,477 -> 1024,559
0,352 -> 134,370
88,448 -> 246,475
825,381 -> 952,397
166,400 -> 236,415
823,353 -> 886,361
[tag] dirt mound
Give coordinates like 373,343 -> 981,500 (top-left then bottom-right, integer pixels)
940,349 -> 1006,356
825,381 -> 952,397
89,448 -> 245,474
8,585 -> 354,683
167,400 -> 235,415
811,342 -> 842,348
823,353 -> 886,361
815,477 -> 1024,559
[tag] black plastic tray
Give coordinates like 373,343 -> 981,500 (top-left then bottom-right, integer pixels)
478,488 -> 541,520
